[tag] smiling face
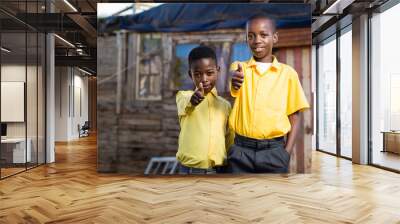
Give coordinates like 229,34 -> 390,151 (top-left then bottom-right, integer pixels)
246,17 -> 278,63
189,58 -> 219,94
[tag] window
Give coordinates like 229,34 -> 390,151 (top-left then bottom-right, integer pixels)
390,74 -> 400,130
371,3 -> 400,171
136,34 -> 162,100
231,42 -> 252,62
0,1 -> 46,179
317,35 -> 337,154
174,43 -> 199,90
339,27 -> 352,158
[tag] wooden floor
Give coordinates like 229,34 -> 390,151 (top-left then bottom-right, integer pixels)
372,150 -> 400,171
1,163 -> 45,178
1,135 -> 400,223
1,167 -> 26,178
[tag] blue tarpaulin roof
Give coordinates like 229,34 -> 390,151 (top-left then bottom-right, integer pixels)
101,3 -> 311,33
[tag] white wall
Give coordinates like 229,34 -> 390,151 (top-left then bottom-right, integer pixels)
1,82 -> 25,122
55,67 -> 89,141
1,65 -> 26,133
1,65 -> 26,81
1,65 -> 33,138
76,70 -> 89,139
55,67 -> 69,141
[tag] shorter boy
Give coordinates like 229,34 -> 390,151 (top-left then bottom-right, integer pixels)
176,46 -> 234,174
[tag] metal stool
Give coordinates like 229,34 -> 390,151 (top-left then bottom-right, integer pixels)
144,157 -> 178,175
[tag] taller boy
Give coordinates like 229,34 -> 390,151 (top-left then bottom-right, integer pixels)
227,15 -> 310,173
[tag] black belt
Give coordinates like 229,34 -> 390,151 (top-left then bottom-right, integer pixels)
234,134 -> 285,151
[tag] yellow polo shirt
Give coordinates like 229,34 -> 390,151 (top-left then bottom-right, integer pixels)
229,56 -> 309,140
176,88 -> 234,169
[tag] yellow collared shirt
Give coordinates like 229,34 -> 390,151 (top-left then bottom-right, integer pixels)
229,56 -> 310,140
176,88 -> 234,169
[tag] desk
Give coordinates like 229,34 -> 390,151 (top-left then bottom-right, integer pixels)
1,138 -> 31,163
382,131 -> 400,154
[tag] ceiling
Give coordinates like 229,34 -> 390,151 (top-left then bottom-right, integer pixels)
1,0 -> 98,74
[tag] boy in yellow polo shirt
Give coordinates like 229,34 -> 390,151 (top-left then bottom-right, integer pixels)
227,15 -> 310,173
176,46 -> 234,174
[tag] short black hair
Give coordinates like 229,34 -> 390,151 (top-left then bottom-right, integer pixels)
188,45 -> 218,69
246,14 -> 277,32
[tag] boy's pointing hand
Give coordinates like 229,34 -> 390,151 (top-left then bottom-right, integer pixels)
231,63 -> 244,90
190,83 -> 205,106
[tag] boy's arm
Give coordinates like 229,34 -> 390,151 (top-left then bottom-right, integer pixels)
285,67 -> 310,155
176,91 -> 195,117
225,104 -> 235,151
176,86 -> 205,117
285,111 -> 300,155
225,123 -> 235,151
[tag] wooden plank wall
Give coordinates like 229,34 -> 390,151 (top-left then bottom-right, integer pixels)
276,46 -> 312,173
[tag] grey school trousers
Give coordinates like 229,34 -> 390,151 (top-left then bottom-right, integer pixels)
226,134 -> 290,173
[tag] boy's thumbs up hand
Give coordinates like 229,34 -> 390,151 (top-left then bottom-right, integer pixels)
198,82 -> 205,96
231,63 -> 244,90
190,82 -> 205,106
237,63 -> 243,72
